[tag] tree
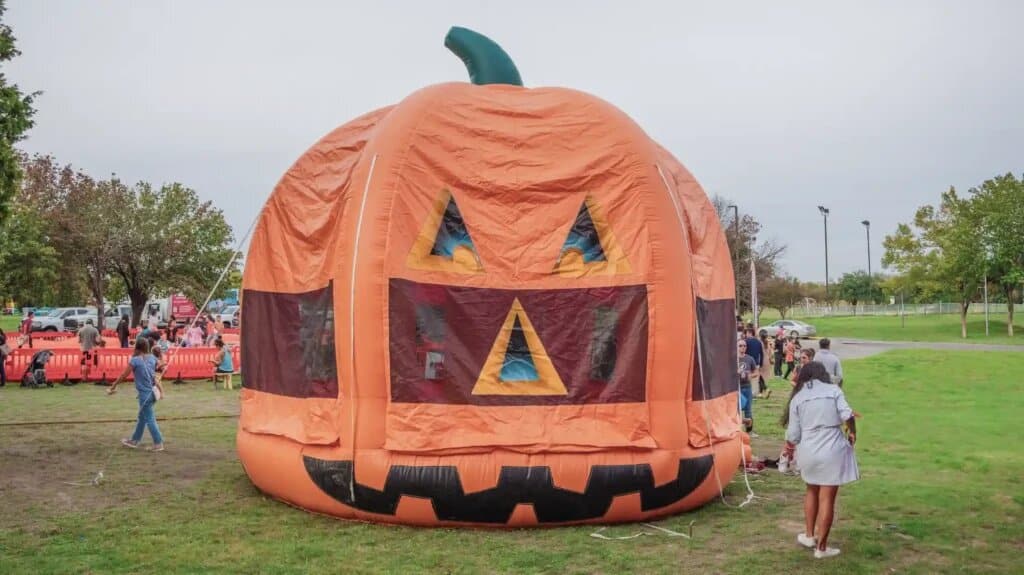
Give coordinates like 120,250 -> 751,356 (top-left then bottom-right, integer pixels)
760,276 -> 803,319
0,203 -> 58,306
836,271 -> 885,307
884,188 -> 987,338
110,182 -> 234,322
711,195 -> 787,314
971,173 -> 1024,336
0,1 -> 38,222
60,176 -> 128,329
18,154 -> 93,305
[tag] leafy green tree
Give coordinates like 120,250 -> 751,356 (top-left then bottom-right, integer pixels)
760,276 -> 803,319
884,188 -> 986,338
18,154 -> 93,305
61,176 -> 129,327
0,204 -> 58,306
836,270 -> 885,307
0,1 -> 38,223
110,182 -> 234,322
971,173 -> 1024,336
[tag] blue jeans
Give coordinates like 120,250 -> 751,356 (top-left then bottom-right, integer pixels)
131,397 -> 164,445
739,385 -> 753,420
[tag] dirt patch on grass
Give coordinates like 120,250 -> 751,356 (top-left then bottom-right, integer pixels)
0,418 -> 238,533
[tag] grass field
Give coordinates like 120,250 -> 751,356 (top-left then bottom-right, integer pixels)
760,312 -> 1024,346
1,350 -> 1022,574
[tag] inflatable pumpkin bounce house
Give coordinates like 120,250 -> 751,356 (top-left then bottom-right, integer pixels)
238,27 -> 744,527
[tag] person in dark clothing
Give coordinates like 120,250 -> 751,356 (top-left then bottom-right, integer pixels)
0,327 -> 8,386
165,314 -> 177,344
774,331 -> 786,377
743,329 -> 765,396
757,329 -> 771,397
117,315 -> 131,349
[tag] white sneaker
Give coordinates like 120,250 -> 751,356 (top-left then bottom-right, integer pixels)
814,547 -> 841,559
749,431 -> 760,438
797,533 -> 816,548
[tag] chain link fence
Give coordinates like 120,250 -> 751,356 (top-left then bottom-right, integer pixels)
789,302 -> 1011,318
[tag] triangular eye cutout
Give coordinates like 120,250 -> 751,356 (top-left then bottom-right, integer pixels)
561,202 -> 607,264
473,298 -> 568,396
554,196 -> 631,276
500,316 -> 539,382
407,190 -> 483,274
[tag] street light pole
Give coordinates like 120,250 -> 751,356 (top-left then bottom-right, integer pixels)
861,220 -> 871,277
818,206 -> 830,303
728,204 -> 741,314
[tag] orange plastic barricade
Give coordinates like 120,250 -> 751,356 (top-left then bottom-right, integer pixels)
4,349 -> 34,378
43,350 -> 85,381
162,345 -> 242,383
4,345 -> 240,385
87,349 -> 136,383
31,332 -> 73,343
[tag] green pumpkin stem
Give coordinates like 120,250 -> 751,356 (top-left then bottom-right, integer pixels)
444,26 -> 523,86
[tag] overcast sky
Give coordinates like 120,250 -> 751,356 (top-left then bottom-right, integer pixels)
7,1 -> 1023,281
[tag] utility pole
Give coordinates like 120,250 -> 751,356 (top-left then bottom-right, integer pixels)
861,220 -> 872,277
862,220 -> 872,305
728,204 -> 741,315
818,206 -> 830,303
984,275 -> 989,336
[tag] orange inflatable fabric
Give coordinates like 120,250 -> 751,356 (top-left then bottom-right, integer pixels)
238,27 -> 744,527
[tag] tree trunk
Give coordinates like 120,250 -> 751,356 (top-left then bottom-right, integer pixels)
87,267 -> 104,335
128,288 -> 148,330
779,307 -> 788,320
1006,286 -> 1015,337
93,268 -> 104,335
960,300 -> 969,339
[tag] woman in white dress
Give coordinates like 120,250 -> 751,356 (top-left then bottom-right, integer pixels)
782,361 -> 859,559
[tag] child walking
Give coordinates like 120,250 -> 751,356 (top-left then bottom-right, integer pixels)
107,337 -> 165,451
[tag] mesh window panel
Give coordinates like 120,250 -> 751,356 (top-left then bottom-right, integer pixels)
242,283 -> 338,398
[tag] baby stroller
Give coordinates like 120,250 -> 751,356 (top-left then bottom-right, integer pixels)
21,349 -> 54,388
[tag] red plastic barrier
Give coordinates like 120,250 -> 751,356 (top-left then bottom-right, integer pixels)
30,332 -> 74,342
86,348 -> 136,382
101,328 -> 142,338
162,346 -> 241,382
4,345 -> 241,384
4,348 -> 83,382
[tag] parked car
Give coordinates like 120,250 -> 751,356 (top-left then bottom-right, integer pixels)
32,307 -> 98,332
766,319 -> 817,339
217,305 -> 239,327
103,304 -> 135,331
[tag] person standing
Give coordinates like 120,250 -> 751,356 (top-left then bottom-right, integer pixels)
19,311 -> 33,349
107,337 -> 165,451
782,361 -> 859,559
743,329 -> 765,398
116,315 -> 131,349
186,323 -> 204,347
164,314 -> 177,345
78,319 -> 102,380
774,330 -> 786,377
0,327 -> 8,386
782,337 -> 797,380
791,347 -> 816,385
737,338 -> 759,436
815,338 -> 844,388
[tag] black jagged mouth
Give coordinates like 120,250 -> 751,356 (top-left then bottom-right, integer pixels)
303,454 -> 714,524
